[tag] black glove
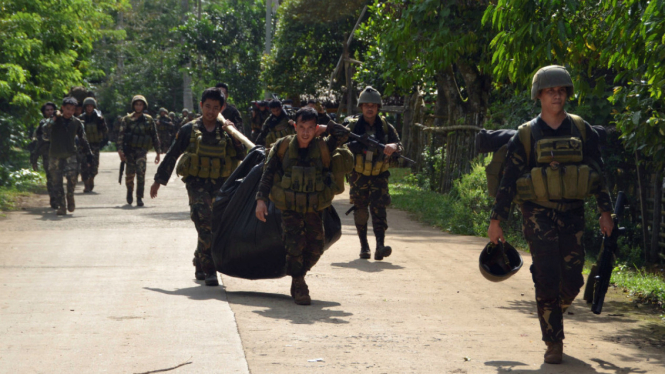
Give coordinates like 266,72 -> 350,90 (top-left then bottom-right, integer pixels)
326,121 -> 350,140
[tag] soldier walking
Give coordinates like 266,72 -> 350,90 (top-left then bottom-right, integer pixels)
30,102 -> 57,208
216,83 -> 244,133
255,107 -> 349,305
306,99 -> 331,124
156,107 -> 175,153
250,100 -> 269,141
79,97 -> 108,193
151,88 -> 246,286
117,95 -> 161,207
344,86 -> 402,261
488,65 -> 614,364
255,100 -> 296,149
43,97 -> 93,215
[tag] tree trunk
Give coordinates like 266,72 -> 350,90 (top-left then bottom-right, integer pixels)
635,151 -> 650,261
181,0 -> 193,111
650,170 -> 663,263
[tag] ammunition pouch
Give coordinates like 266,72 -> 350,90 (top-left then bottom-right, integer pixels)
127,120 -> 152,150
85,123 -> 102,144
264,122 -> 296,149
270,170 -> 334,213
354,151 -> 390,176
175,124 -> 239,180
515,164 -> 600,203
330,146 -> 354,194
535,137 -> 583,164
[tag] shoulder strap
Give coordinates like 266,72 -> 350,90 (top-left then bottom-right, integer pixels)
567,113 -> 587,142
317,139 -> 331,168
276,137 -> 290,161
517,120 -> 533,165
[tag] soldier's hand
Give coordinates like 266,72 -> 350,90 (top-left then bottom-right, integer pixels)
155,153 -> 161,164
288,119 -> 295,127
488,219 -> 505,245
150,182 -> 160,199
118,150 -> 126,162
384,143 -> 398,156
255,200 -> 268,222
599,211 -> 614,237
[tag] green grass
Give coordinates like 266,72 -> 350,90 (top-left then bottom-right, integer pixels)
0,168 -> 46,213
611,264 -> 665,309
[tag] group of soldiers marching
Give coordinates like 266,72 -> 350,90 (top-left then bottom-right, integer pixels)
26,65 -> 613,365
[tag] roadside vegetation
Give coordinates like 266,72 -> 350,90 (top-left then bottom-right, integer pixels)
0,151 -> 46,213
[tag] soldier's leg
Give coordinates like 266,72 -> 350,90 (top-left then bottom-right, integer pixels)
522,203 -> 565,342
281,210 -> 307,277
49,158 -> 66,213
186,184 -> 217,285
42,154 -> 56,208
125,152 -> 136,194
80,150 -> 90,184
557,207 -> 586,312
302,211 -> 325,273
350,172 -> 371,258
369,175 -> 392,260
64,155 -> 78,212
135,150 -> 147,201
89,146 -> 100,190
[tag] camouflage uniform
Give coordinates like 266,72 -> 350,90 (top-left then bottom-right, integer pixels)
30,118 -> 56,208
155,119 -> 245,276
255,110 -> 296,149
156,112 -> 175,153
117,112 -> 160,201
251,108 -> 269,141
222,103 -> 243,134
78,110 -> 108,191
491,115 -> 612,342
44,115 -> 92,214
344,114 -> 402,258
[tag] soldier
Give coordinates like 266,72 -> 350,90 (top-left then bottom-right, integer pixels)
344,86 -> 402,261
117,95 -> 161,207
487,65 -> 614,364
108,115 -> 122,145
250,100 -> 270,141
215,83 -> 244,132
30,102 -> 57,208
255,100 -> 296,149
43,97 -> 93,215
255,107 -> 349,305
151,88 -> 246,286
187,111 -> 197,122
79,97 -> 108,193
156,107 -> 175,153
179,108 -> 190,129
169,111 -> 176,123
306,99 -> 331,124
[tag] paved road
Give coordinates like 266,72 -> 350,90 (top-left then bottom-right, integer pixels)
1,152 -> 664,374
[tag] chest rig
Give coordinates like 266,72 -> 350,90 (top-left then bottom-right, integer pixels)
348,116 -> 391,176
264,116 -> 296,149
515,114 -> 600,207
81,113 -> 103,144
124,114 -> 153,150
176,122 -> 239,180
157,116 -> 173,133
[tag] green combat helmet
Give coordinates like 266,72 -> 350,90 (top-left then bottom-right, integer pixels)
357,86 -> 382,107
159,107 -> 168,115
169,111 -> 175,117
479,241 -> 523,282
531,65 -> 574,100
131,95 -> 148,108
82,97 -> 97,108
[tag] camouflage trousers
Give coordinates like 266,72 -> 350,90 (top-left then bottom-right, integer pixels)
281,210 -> 324,277
349,171 -> 391,236
49,155 -> 78,209
186,181 -> 222,274
522,202 -> 585,342
158,132 -> 172,154
80,145 -> 101,182
39,153 -> 56,206
125,149 -> 147,198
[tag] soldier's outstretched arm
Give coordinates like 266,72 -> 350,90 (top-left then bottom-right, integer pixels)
153,124 -> 192,187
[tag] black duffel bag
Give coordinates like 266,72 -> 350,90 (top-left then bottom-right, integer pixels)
211,147 -> 342,280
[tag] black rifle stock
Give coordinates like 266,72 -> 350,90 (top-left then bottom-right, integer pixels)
583,191 -> 627,315
348,132 -> 416,164
119,161 -> 125,184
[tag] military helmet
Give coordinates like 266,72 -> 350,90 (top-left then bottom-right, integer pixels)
82,97 -> 97,108
479,241 -> 523,282
531,65 -> 574,100
182,108 -> 189,114
131,95 -> 148,109
169,111 -> 175,117
159,107 -> 168,114
358,86 -> 382,107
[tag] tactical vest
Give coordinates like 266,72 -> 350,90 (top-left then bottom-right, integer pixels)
514,114 -> 600,207
264,116 -> 296,149
157,117 -> 173,133
347,116 -> 392,176
48,117 -> 80,159
175,123 -> 239,180
269,136 -> 337,213
124,115 -> 153,150
82,114 -> 103,144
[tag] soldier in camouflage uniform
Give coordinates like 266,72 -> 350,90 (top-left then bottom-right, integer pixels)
216,83 -> 244,132
78,97 -> 108,193
117,95 -> 161,207
344,86 -> 402,261
488,66 -> 614,365
178,109 -> 190,131
256,107 -> 349,305
31,102 -> 57,208
155,107 -> 175,153
307,99 -> 331,124
255,100 -> 296,149
151,88 -> 245,286
250,100 -> 269,141
43,97 -> 93,215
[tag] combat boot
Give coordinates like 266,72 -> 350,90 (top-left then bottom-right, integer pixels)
374,231 -> 392,261
66,194 -> 75,212
358,227 -> 371,259
83,180 -> 91,193
126,189 -> 133,205
544,341 -> 563,364
56,205 -> 67,215
89,177 -> 95,192
204,271 -> 219,286
291,276 -> 311,305
193,257 -> 205,281
136,197 -> 144,207
50,197 -> 58,210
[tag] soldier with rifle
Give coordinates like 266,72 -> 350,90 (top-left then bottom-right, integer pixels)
30,102 -> 58,208
487,65 -> 614,364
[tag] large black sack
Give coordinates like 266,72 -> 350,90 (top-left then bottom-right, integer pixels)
211,147 -> 342,280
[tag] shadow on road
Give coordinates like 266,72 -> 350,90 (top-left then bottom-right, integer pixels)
331,258 -> 405,273
21,206 -> 77,221
484,354 -> 649,373
140,211 -> 191,220
225,291 -> 353,325
497,299 -> 640,324
143,284 -> 227,301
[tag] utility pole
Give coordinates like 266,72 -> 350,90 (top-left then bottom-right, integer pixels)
182,0 -> 193,111
264,0 -> 279,99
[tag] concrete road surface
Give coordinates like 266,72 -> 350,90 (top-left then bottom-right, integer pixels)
1,152 -> 664,374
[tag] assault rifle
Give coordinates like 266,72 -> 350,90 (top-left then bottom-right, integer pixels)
119,161 -> 125,184
583,191 -> 627,315
348,132 -> 416,165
